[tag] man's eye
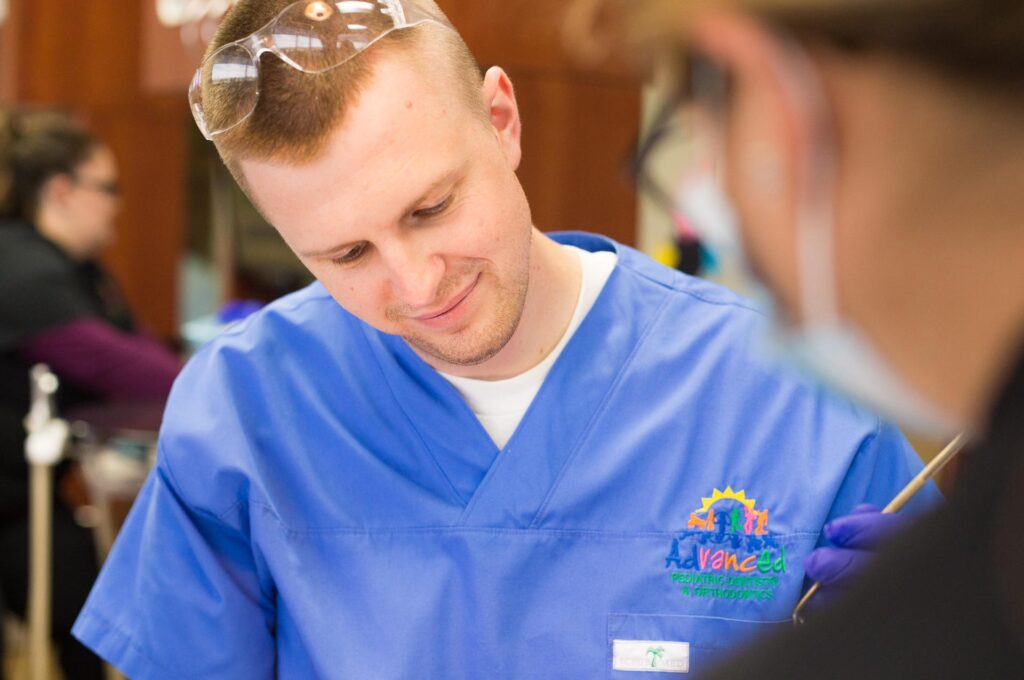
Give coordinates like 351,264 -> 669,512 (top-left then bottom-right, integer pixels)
333,243 -> 368,265
413,194 -> 453,219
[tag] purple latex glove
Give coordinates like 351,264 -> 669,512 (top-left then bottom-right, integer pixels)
804,504 -> 909,587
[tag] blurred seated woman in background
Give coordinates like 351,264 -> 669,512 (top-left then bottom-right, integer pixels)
0,107 -> 181,679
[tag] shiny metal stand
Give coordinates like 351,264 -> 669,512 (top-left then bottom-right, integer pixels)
23,365 -> 69,680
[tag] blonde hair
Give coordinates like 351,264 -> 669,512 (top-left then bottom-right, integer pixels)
206,0 -> 485,179
569,0 -> 1024,98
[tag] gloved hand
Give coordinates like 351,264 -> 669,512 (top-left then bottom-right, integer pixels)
804,504 -> 909,588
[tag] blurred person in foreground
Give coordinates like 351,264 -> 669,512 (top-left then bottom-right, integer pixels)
69,1 -> 941,677
0,108 -> 181,679
573,0 -> 1024,676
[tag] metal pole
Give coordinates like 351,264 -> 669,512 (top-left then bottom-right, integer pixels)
24,365 -> 68,680
28,461 -> 53,680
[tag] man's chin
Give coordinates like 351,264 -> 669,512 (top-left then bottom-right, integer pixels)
396,275 -> 528,371
404,333 -> 508,368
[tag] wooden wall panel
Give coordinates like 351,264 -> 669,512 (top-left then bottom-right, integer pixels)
5,0 -> 187,338
441,0 -> 634,78
88,98 -> 186,337
512,71 -> 638,242
441,0 -> 641,245
141,0 -> 206,95
0,3 -> 16,102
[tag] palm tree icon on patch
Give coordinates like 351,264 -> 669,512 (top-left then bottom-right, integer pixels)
646,646 -> 666,668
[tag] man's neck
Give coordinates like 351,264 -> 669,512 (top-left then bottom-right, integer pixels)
846,75 -> 1024,431
931,240 -> 1024,430
866,163 -> 1024,431
432,229 -> 582,381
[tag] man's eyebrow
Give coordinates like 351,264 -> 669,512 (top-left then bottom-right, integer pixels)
299,164 -> 467,259
300,239 -> 362,259
400,164 -> 465,217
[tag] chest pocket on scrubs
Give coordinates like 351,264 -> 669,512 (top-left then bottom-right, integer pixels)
607,612 -> 788,678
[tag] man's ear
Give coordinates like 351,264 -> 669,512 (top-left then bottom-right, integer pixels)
688,10 -> 825,208
481,66 -> 523,170
687,10 -> 827,320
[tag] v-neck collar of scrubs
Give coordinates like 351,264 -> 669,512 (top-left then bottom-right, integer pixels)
360,232 -> 675,527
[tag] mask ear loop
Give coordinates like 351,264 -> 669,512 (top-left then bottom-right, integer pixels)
770,37 -> 842,329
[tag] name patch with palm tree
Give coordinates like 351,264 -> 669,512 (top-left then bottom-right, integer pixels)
612,639 -> 689,673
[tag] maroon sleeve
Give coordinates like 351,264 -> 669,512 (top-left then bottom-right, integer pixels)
19,317 -> 182,400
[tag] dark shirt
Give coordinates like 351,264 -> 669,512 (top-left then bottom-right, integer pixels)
706,346 -> 1024,678
0,218 -> 179,523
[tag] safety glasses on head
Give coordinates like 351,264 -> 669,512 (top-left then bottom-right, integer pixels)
189,0 -> 451,140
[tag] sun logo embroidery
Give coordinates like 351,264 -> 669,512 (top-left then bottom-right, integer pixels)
664,486 -> 786,601
687,487 -> 767,536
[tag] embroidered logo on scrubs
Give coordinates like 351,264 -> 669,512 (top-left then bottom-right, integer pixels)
663,487 -> 786,601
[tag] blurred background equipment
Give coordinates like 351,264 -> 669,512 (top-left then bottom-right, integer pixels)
23,365 -> 67,680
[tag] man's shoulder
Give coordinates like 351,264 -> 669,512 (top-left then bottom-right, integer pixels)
164,281 -> 369,432
156,282 -> 364,515
617,244 -> 760,315
556,231 -> 783,384
570,232 -> 880,422
554,230 -> 761,315
190,282 -> 351,363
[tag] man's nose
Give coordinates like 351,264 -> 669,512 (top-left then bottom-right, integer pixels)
381,238 -> 445,309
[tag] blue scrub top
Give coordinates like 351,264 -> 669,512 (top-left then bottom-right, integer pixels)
74,233 -> 939,679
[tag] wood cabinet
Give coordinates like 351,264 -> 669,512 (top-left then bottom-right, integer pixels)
447,0 -> 641,245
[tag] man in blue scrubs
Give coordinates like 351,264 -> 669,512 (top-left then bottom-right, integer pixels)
73,1 -> 938,677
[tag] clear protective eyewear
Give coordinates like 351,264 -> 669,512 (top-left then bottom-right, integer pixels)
626,55 -> 731,221
189,0 -> 450,139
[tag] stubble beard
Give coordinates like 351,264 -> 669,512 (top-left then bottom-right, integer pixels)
402,271 -> 529,367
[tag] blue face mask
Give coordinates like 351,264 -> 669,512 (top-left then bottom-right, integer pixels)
673,139 -> 961,439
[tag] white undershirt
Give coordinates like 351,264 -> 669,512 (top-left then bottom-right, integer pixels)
440,245 -> 617,448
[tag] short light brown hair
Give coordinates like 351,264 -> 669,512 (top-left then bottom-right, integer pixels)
206,0 -> 485,179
